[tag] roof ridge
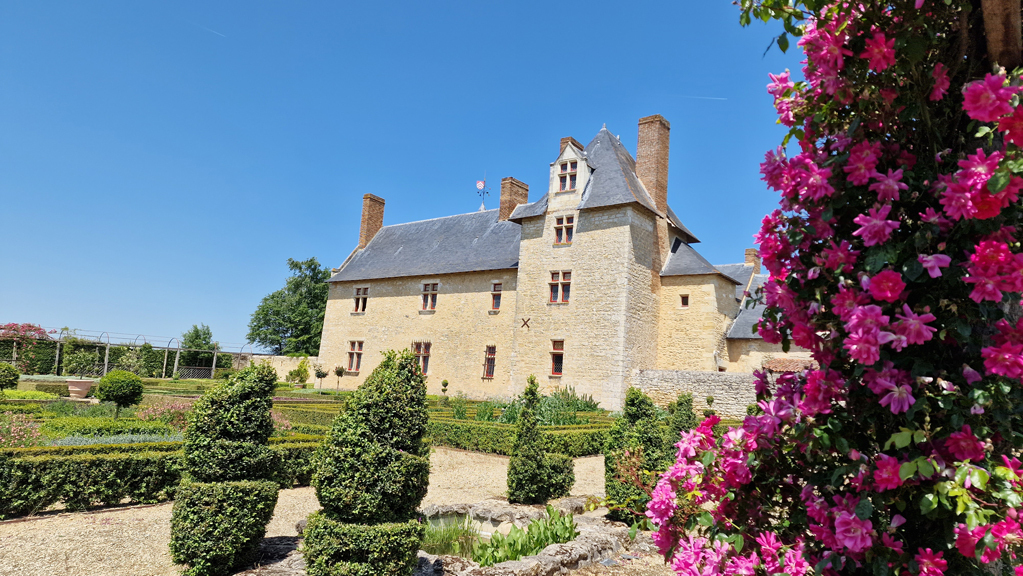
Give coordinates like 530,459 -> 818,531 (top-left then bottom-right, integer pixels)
377,208 -> 500,229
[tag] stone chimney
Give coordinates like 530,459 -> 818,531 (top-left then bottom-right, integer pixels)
636,114 -> 670,213
745,248 -> 761,274
499,177 -> 529,221
560,136 -> 583,155
358,194 -> 385,249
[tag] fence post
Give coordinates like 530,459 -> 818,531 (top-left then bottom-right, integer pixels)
103,344 -> 110,376
210,347 -> 219,379
172,349 -> 180,377
53,341 -> 60,375
11,341 -> 16,366
162,349 -> 169,379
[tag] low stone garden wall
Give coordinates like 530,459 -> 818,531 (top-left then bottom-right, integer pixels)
630,368 -> 756,419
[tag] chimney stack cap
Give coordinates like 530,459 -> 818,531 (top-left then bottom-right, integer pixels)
560,136 -> 584,155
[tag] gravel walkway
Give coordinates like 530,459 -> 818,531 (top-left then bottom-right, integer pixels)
0,448 -> 608,576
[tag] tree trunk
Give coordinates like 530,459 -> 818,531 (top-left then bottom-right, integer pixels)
981,0 -> 1022,69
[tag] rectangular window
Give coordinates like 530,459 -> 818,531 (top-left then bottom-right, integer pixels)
421,283 -> 438,310
551,340 -> 564,376
680,294 -> 690,308
558,162 -> 578,191
549,271 -> 570,303
483,345 -> 496,379
413,341 -> 431,374
491,283 -> 502,310
554,216 -> 574,245
353,288 -> 368,312
347,341 -> 363,372
559,175 -> 567,191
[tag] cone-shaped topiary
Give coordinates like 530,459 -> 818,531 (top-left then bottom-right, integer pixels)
507,375 -> 574,504
604,388 -> 695,523
170,362 -> 281,576
304,349 -> 430,576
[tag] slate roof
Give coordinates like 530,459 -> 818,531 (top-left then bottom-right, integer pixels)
327,209 -> 520,282
667,206 -> 699,244
660,242 -> 738,281
577,128 -> 662,216
727,274 -> 770,339
715,264 -> 756,299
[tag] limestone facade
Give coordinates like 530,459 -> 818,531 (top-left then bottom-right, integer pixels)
317,116 -> 805,410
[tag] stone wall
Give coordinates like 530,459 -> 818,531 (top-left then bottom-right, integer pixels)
231,354 -> 320,385
726,339 -> 814,373
318,269 -> 519,398
630,369 -> 757,420
656,275 -> 739,371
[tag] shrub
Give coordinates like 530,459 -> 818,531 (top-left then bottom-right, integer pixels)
135,399 -> 193,431
474,401 -> 496,422
64,350 -> 98,378
0,363 -> 18,395
1,390 -> 56,400
450,393 -> 468,420
34,383 -> 69,397
0,403 -> 42,416
170,363 -> 281,576
603,388 -> 686,523
49,433 -> 185,446
40,417 -> 173,438
305,349 -> 429,576
473,505 -> 578,566
507,375 -> 574,504
285,357 -> 310,384
426,419 -> 608,456
169,480 -> 279,576
97,370 -> 145,419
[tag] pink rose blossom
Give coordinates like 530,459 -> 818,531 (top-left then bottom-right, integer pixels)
869,168 -> 907,202
879,380 -> 915,414
915,548 -> 947,576
834,511 -> 873,552
963,73 -> 1015,122
998,106 -> 1023,146
868,270 -> 905,303
982,342 -> 1023,379
894,305 -> 937,346
853,204 -> 900,246
844,140 -> 881,185
930,63 -> 949,101
859,33 -> 895,72
873,454 -> 903,491
918,254 -> 951,278
945,425 -> 986,462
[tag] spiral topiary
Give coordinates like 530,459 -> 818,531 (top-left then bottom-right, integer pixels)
304,349 -> 430,576
507,375 -> 574,504
169,362 -> 281,576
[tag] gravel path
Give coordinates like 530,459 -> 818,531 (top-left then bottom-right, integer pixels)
0,448 -> 608,576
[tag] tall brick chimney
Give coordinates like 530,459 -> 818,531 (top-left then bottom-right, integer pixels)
499,177 -> 529,221
745,248 -> 762,274
560,136 -> 583,155
358,194 -> 385,249
636,114 -> 670,213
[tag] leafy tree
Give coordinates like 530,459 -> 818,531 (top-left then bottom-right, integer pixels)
181,324 -> 216,367
247,258 -> 331,356
96,369 -> 145,419
0,362 -> 19,397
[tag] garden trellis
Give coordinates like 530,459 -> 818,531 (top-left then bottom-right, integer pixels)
0,326 -> 251,378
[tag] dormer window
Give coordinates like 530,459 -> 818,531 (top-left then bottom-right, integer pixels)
559,161 -> 578,191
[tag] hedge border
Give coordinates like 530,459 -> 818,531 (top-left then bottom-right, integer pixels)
426,420 -> 608,457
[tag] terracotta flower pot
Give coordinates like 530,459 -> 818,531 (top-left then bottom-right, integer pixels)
67,379 -> 93,399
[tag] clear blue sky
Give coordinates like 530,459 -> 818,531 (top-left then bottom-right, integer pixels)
0,1 -> 801,351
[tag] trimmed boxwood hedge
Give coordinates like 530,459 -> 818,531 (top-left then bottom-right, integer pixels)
40,417 -> 174,438
275,407 -> 341,427
34,383 -> 70,397
303,513 -> 425,576
426,419 -> 609,457
0,440 -> 321,520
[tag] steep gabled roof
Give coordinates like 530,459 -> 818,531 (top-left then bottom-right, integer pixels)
327,209 -> 520,282
660,242 -> 739,282
578,128 -> 662,216
727,274 -> 770,339
715,263 -> 756,300
508,192 -> 548,221
667,206 -> 699,244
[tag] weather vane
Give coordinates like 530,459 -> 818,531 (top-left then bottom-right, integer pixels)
476,171 -> 491,211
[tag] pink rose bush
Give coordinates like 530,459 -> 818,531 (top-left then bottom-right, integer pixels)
649,2 -> 1023,574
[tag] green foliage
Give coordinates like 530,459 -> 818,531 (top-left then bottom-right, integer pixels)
474,401 -> 496,422
2,390 -> 56,400
303,513 -> 425,576
0,363 -> 18,393
172,362 -> 281,575
440,379 -> 448,395
450,393 -> 468,419
0,450 -> 183,519
286,357 -> 311,384
64,350 -> 98,378
0,403 -> 42,415
247,257 -> 331,356
50,433 -> 185,446
97,370 -> 145,419
507,375 -> 575,504
473,506 -> 579,566
427,419 -> 608,456
41,417 -> 173,438
306,349 -> 430,576
169,480 -> 279,576
43,400 -> 124,419
604,388 -> 695,523
116,346 -> 148,375
421,516 -> 480,558
34,383 -> 69,397
181,324 -> 217,368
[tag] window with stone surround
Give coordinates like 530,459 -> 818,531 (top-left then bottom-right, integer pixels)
551,340 -> 564,376
353,287 -> 368,312
347,341 -> 363,372
554,216 -> 574,245
421,283 -> 438,310
558,161 -> 578,192
491,283 -> 502,310
549,271 -> 571,303
680,294 -> 690,308
483,345 -> 496,379
413,341 -> 431,374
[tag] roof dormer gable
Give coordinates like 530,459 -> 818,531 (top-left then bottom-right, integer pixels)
548,140 -> 591,199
